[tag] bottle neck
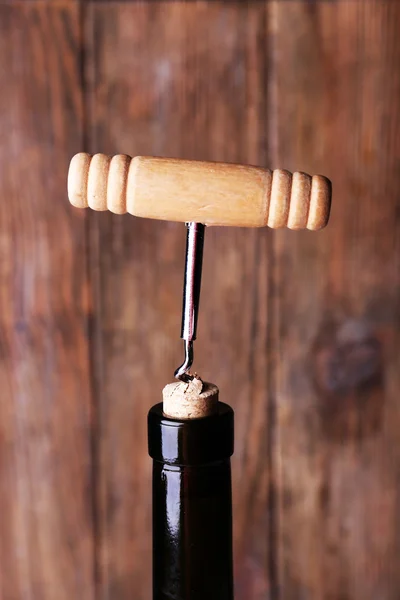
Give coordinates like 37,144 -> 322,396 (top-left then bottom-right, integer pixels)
148,402 -> 234,600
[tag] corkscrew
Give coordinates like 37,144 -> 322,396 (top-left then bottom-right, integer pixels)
68,153 -> 332,382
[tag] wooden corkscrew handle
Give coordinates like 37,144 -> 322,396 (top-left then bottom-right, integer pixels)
68,153 -> 331,230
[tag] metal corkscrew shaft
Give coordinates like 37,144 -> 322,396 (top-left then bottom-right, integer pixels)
174,222 -> 205,382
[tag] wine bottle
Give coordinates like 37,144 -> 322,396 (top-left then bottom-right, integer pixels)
148,401 -> 234,600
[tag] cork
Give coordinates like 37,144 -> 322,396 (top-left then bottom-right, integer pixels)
162,377 -> 219,419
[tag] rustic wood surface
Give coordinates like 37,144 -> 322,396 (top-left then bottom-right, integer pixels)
270,3 -> 400,599
1,1 -> 399,600
0,4 -> 95,600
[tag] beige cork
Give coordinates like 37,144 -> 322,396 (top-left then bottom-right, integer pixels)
162,377 -> 219,419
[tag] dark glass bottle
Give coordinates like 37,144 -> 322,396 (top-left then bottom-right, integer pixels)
148,401 -> 234,600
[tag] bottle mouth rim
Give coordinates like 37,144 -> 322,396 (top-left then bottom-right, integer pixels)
148,402 -> 234,466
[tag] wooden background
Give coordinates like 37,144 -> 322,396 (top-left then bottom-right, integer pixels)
1,1 -> 399,599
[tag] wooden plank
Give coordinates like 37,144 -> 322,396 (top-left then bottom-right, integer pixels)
86,2 -> 272,598
0,4 -> 95,600
269,2 -> 400,599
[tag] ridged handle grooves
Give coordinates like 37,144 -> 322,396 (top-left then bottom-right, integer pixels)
68,153 -> 132,215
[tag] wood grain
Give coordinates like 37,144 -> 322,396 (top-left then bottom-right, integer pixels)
68,152 -> 331,229
3,2 -> 400,599
0,4 -> 95,600
85,3 -> 271,598
269,2 -> 400,599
